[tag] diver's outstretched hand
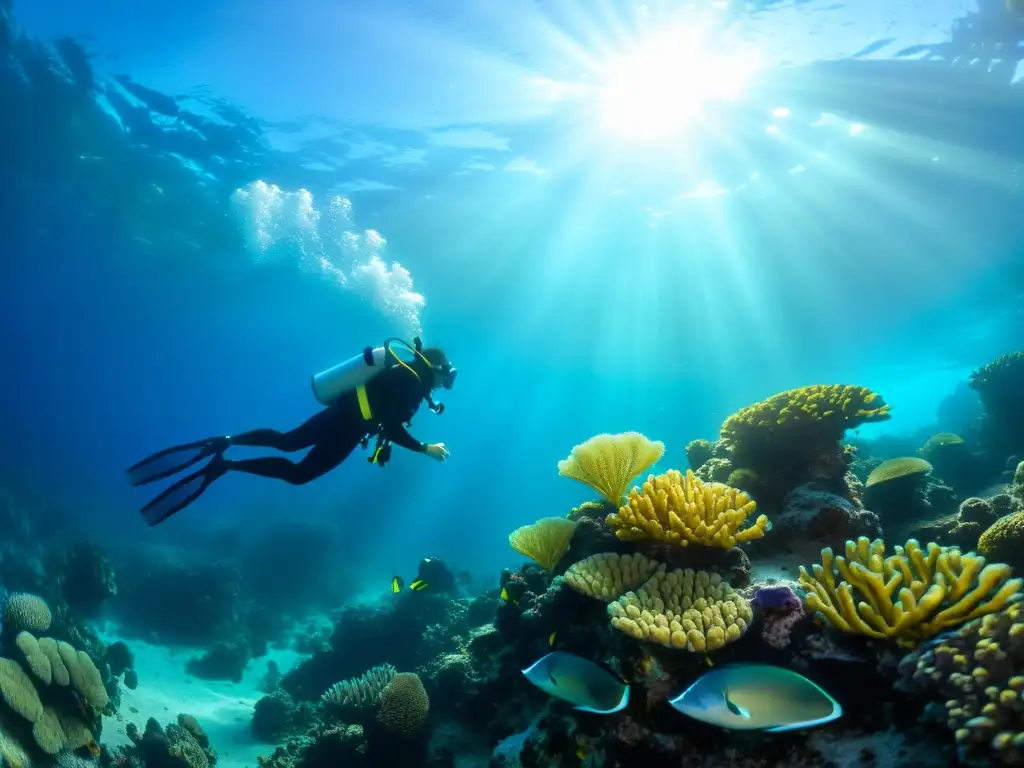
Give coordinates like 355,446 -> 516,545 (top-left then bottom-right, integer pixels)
425,443 -> 450,462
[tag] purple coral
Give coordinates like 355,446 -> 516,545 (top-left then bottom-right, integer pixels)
752,585 -> 805,649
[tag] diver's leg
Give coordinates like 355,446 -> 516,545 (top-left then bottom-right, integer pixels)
225,430 -> 362,485
229,407 -> 339,453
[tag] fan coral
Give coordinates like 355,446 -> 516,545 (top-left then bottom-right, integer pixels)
865,457 -> 933,488
508,517 -> 578,571
563,553 -> 661,602
321,663 -> 396,709
720,385 -> 891,456
376,672 -> 429,735
799,537 -> 1022,645
608,567 -> 752,652
557,432 -> 665,505
899,601 -> 1024,765
605,469 -> 769,549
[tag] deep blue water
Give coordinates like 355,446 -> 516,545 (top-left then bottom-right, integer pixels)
1,0 -> 1022,585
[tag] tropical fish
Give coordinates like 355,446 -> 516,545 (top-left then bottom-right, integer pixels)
521,651 -> 630,714
668,663 -> 842,732
500,586 -> 520,606
548,631 -> 557,647
409,578 -> 429,591
391,576 -> 404,594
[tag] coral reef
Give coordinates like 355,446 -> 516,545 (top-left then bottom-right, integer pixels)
605,469 -> 769,548
507,518 -> 578,572
799,537 -> 1022,644
970,350 -> 1024,458
563,552 -> 660,602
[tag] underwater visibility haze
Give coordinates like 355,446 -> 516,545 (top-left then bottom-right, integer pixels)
1,0 -> 1024,765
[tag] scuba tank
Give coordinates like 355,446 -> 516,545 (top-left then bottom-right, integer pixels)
311,338 -> 421,406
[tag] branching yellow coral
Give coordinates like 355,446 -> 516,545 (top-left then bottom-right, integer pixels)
799,537 -> 1023,645
608,567 -> 752,652
604,469 -> 769,549
720,385 -> 891,453
564,553 -> 660,602
557,432 -> 665,506
508,517 -> 578,571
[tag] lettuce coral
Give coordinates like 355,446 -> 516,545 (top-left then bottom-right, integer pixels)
799,537 -> 1022,645
608,566 -> 752,652
604,469 -> 769,549
557,432 -> 665,506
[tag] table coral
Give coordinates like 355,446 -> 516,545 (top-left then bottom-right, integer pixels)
508,517 -> 578,572
608,567 -> 752,652
799,537 -> 1022,645
605,469 -> 769,549
563,553 -> 660,602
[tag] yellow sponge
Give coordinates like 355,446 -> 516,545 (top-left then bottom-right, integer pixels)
608,567 -> 752,652
558,432 -> 665,506
605,469 -> 769,548
564,553 -> 661,602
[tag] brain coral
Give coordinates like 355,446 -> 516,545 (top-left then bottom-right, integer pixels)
376,672 -> 429,735
1,594 -> 52,634
865,457 -> 933,487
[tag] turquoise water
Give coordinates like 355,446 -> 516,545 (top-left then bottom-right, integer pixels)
2,1 -> 1024,766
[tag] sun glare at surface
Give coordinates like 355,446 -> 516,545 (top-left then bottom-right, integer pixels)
598,24 -> 760,142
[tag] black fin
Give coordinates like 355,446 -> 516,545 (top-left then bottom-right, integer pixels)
139,459 -> 223,527
127,437 -> 227,487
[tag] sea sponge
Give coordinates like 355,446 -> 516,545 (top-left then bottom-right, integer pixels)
799,537 -> 1022,645
720,385 -> 891,457
685,439 -> 715,471
865,457 -> 933,487
899,601 -> 1024,765
0,657 -> 43,723
376,672 -> 429,735
564,553 -> 661,602
557,432 -> 665,505
55,642 -> 108,710
608,566 -> 752,652
1,594 -> 52,634
605,469 -> 769,549
15,633 -> 51,685
321,663 -> 396,709
508,517 -> 578,571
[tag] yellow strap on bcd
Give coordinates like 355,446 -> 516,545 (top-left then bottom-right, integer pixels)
356,384 -> 373,420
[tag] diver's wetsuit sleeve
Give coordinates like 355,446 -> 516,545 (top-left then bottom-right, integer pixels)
372,369 -> 427,453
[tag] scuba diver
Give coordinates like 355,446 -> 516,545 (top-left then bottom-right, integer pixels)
127,338 -> 457,527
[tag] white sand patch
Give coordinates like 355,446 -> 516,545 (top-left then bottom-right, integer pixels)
100,635 -> 304,768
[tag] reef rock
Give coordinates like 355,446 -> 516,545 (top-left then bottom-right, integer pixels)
752,482 -> 881,556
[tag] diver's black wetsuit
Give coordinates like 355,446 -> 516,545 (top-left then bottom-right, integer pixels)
224,365 -> 431,484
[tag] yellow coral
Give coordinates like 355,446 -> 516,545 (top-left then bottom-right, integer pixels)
865,457 -> 933,487
564,553 -> 660,602
31,708 -> 64,755
799,537 -> 1022,645
56,642 -> 108,710
508,517 -> 578,571
0,658 -> 42,723
902,601 -> 1024,764
14,634 -> 50,686
1,595 -> 51,635
720,385 -> 891,453
557,432 -> 665,506
35,639 -> 68,687
605,469 -> 769,549
608,566 -> 752,652
978,512 -> 1024,565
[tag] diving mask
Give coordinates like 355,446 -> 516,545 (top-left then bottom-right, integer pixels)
437,363 -> 458,390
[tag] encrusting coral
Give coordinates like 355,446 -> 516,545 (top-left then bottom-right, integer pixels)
799,537 -> 1022,645
375,672 -> 429,736
557,432 -> 665,506
508,517 -> 578,571
563,553 -> 661,602
865,457 -> 933,488
978,509 -> 1024,569
605,469 -> 769,549
898,601 -> 1024,765
608,566 -> 752,652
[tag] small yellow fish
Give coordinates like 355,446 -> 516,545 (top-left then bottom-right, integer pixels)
548,631 -> 557,647
500,586 -> 519,606
705,657 -> 715,667
391,576 -> 404,594
409,578 -> 429,591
